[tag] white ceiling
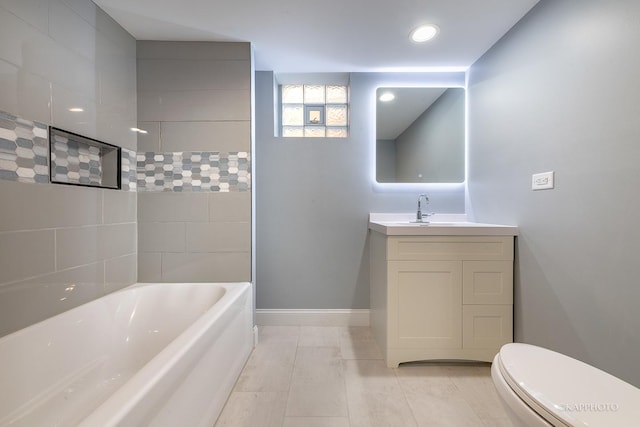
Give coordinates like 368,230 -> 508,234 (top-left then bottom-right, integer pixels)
94,0 -> 540,73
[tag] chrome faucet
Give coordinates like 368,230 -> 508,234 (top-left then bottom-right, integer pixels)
416,194 -> 431,223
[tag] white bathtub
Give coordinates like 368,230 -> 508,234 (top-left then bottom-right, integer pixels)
0,282 -> 253,427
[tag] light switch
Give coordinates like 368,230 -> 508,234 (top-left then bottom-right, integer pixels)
532,171 -> 554,190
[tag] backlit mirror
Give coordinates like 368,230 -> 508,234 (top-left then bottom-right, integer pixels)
376,87 -> 465,183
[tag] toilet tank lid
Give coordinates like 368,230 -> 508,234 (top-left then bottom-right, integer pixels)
498,343 -> 640,427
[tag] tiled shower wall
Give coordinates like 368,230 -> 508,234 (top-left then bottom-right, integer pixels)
136,41 -> 252,282
0,0 -> 137,337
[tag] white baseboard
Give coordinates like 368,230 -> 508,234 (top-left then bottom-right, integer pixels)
255,309 -> 370,327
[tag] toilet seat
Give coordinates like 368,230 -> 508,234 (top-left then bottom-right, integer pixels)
496,343 -> 640,426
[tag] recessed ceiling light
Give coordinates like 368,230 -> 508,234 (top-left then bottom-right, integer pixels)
130,127 -> 148,134
379,92 -> 395,102
68,107 -> 84,112
410,25 -> 439,43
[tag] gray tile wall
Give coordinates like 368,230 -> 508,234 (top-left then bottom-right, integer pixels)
0,180 -> 138,337
0,0 -> 137,337
136,41 -> 251,283
137,190 -> 251,282
0,0 -> 137,150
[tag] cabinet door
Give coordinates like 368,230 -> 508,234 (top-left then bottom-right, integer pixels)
462,305 -> 513,349
388,261 -> 462,349
463,261 -> 513,305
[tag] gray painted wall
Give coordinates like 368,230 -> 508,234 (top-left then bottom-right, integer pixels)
255,71 -> 466,310
467,0 -> 640,386
0,0 -> 137,337
396,88 -> 465,183
136,41 -> 252,283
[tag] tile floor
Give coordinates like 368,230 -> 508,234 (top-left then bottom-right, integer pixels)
215,326 -> 512,427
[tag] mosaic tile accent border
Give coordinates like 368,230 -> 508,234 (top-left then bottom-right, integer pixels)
121,148 -> 137,192
0,110 -> 137,192
0,111 -> 49,184
50,132 -> 103,186
136,151 -> 251,192
0,111 -> 252,194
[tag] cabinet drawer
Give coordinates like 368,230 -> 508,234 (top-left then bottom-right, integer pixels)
463,261 -> 513,304
387,236 -> 513,261
462,305 -> 513,349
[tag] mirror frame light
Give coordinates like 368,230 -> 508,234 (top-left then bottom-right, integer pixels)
372,83 -> 468,192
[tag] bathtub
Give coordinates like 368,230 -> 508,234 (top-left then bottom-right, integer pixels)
0,282 -> 253,427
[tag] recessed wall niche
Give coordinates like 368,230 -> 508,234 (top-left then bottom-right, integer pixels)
49,127 -> 121,190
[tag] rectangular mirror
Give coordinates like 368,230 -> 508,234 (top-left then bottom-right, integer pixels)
376,87 -> 465,183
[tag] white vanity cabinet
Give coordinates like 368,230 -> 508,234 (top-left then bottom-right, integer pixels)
369,228 -> 516,368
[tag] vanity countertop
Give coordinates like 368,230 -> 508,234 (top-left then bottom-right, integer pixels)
368,213 -> 519,236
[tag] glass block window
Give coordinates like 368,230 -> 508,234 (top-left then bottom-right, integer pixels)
281,84 -> 349,138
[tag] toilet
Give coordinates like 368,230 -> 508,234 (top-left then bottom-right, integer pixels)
491,343 -> 640,426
